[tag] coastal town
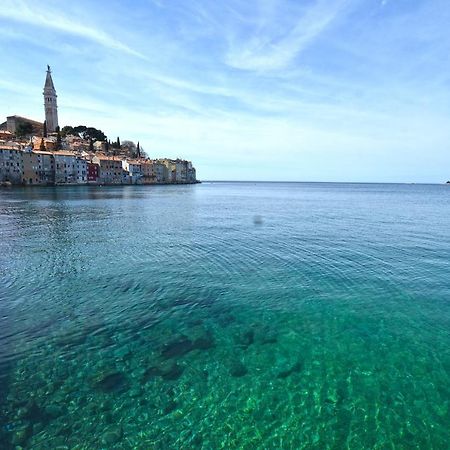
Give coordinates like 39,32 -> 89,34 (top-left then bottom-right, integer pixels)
0,66 -> 197,186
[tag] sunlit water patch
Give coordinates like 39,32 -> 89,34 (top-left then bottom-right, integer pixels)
1,183 -> 450,448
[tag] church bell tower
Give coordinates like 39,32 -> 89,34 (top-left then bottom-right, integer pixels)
43,65 -> 58,133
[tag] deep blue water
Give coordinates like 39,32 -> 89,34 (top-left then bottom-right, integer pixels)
1,182 -> 450,448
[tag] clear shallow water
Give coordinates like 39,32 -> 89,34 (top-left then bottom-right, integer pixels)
1,182 -> 450,449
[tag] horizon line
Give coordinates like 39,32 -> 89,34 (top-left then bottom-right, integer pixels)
200,180 -> 449,185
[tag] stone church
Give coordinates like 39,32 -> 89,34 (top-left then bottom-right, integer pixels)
1,66 -> 58,134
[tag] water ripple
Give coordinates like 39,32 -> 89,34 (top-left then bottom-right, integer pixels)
1,183 -> 450,448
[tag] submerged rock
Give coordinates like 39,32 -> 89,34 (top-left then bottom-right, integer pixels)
193,334 -> 215,351
163,400 -> 178,414
218,314 -> 236,327
161,332 -> 215,358
230,360 -> 248,377
260,330 -> 278,344
141,362 -> 185,383
189,319 -> 204,326
235,329 -> 255,349
32,422 -> 44,435
277,360 -> 303,379
141,366 -> 163,383
242,330 -> 255,347
16,400 -> 46,423
94,372 -> 128,393
161,338 -> 194,359
11,424 -> 32,446
44,404 -> 65,419
15,406 -> 29,419
101,425 -> 123,445
161,363 -> 184,381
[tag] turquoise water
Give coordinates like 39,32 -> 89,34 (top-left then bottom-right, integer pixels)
1,182 -> 450,449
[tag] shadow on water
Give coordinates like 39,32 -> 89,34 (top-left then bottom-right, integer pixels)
5,184 -> 199,203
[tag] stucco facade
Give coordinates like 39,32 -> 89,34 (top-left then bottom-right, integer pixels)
0,147 -> 23,184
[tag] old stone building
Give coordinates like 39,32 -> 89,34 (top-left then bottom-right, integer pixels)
0,147 -> 24,184
22,150 -> 55,185
3,116 -> 43,135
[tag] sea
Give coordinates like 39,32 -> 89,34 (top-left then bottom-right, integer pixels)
1,182 -> 450,449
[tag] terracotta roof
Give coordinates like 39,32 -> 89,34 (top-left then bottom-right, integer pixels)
53,151 -> 77,157
33,151 -> 54,156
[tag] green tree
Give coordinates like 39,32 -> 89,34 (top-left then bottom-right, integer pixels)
85,127 -> 106,142
73,125 -> 87,135
137,141 -> 140,158
60,125 -> 106,141
43,121 -> 47,138
89,138 -> 94,153
39,138 -> 46,151
61,126 -> 75,137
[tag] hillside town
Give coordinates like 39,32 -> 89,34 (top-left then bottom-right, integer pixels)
0,67 -> 197,186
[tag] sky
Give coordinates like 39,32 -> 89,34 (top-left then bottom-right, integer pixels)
1,0 -> 450,182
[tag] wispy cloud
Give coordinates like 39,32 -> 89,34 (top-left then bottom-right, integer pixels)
0,0 -> 146,59
1,0 -> 450,181
224,0 -> 351,71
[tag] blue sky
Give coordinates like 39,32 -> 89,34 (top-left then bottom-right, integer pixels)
1,0 -> 449,182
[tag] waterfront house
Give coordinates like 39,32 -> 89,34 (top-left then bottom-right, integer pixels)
176,160 -> 186,183
22,151 -> 38,185
0,146 -> 23,184
54,151 -> 78,184
93,155 -> 128,184
157,159 -> 176,182
152,161 -> 169,183
76,157 -> 88,184
187,162 -> 196,183
22,150 -> 55,185
140,160 -> 156,184
87,162 -> 100,183
122,159 -> 143,184
174,160 -> 195,183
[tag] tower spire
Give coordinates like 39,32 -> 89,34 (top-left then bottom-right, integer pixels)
43,65 -> 58,132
